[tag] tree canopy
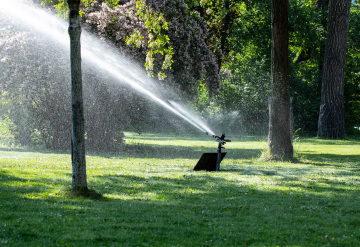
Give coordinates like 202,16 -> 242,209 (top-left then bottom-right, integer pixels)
1,0 -> 359,150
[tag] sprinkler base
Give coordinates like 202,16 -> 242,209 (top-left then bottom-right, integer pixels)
194,152 -> 227,171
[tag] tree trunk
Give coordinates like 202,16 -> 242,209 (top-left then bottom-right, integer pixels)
267,0 -> 293,160
317,0 -> 351,139
316,0 -> 329,93
68,0 -> 87,191
216,0 -> 231,72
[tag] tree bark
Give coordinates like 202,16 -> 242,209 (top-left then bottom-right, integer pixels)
317,0 -> 351,139
68,0 -> 87,191
316,0 -> 329,113
267,0 -> 293,160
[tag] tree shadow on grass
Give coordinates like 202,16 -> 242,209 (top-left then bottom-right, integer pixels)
299,137 -> 360,146
1,135 -> 359,245
298,151 -> 360,164
221,164 -> 279,176
275,177 -> 359,196
0,133 -> 266,161
91,142 -> 263,161
124,133 -> 267,142
222,161 -> 354,179
1,169 -> 360,246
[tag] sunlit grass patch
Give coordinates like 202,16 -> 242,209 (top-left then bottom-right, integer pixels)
1,133 -> 360,246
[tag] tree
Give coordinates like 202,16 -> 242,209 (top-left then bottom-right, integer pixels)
0,24 -> 130,151
345,1 -> 360,133
0,23 -> 73,148
68,0 -> 87,191
185,0 -> 241,71
317,0 -> 352,138
267,0 -> 293,160
86,0 -> 219,94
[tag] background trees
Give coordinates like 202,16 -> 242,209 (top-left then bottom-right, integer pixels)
0,17 -> 133,151
1,0 -> 359,150
84,0 -> 220,93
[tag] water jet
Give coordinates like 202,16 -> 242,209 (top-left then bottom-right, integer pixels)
0,0 -> 231,169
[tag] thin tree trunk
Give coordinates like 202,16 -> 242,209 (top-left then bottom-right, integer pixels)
317,0 -> 351,139
267,0 -> 293,160
68,0 -> 87,191
217,0 -> 231,72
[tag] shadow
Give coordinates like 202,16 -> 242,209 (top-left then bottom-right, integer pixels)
1,134 -> 360,245
0,141 -> 263,163
298,137 -> 360,146
1,169 -> 360,246
88,142 -> 263,161
0,170 -> 28,183
124,133 -> 267,142
0,133 -> 267,161
275,177 -> 359,196
221,164 -> 279,176
299,152 -> 360,164
0,146 -> 70,156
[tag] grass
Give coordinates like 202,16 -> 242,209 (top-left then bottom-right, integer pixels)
0,132 -> 360,246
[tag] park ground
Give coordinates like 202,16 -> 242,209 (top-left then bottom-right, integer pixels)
1,132 -> 360,246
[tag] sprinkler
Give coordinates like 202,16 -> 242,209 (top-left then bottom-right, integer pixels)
194,132 -> 231,171
204,132 -> 231,145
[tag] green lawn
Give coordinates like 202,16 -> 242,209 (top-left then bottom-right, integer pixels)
1,132 -> 360,246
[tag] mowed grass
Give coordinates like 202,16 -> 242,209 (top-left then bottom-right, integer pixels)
0,132 -> 360,246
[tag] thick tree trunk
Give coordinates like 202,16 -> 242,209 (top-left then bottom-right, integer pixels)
317,0 -> 351,139
68,0 -> 87,191
267,0 -> 293,160
316,0 -> 329,93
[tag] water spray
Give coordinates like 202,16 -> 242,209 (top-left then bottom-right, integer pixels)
166,101 -> 232,171
1,0 -> 231,171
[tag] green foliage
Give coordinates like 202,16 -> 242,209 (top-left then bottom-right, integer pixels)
231,0 -> 271,59
0,93 -> 15,147
0,23 -> 131,151
1,133 -> 360,246
41,0 -> 69,18
288,0 -> 360,134
287,0 -> 326,133
0,115 -> 16,147
41,0 -> 120,17
217,57 -> 270,134
187,0 -> 271,134
125,0 -> 173,79
207,0 -> 359,135
84,0 -> 218,90
14,0 -> 360,138
345,3 -> 360,134
185,0 -> 245,68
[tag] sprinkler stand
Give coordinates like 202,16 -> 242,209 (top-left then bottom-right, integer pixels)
216,140 -> 223,171
194,133 -> 230,171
